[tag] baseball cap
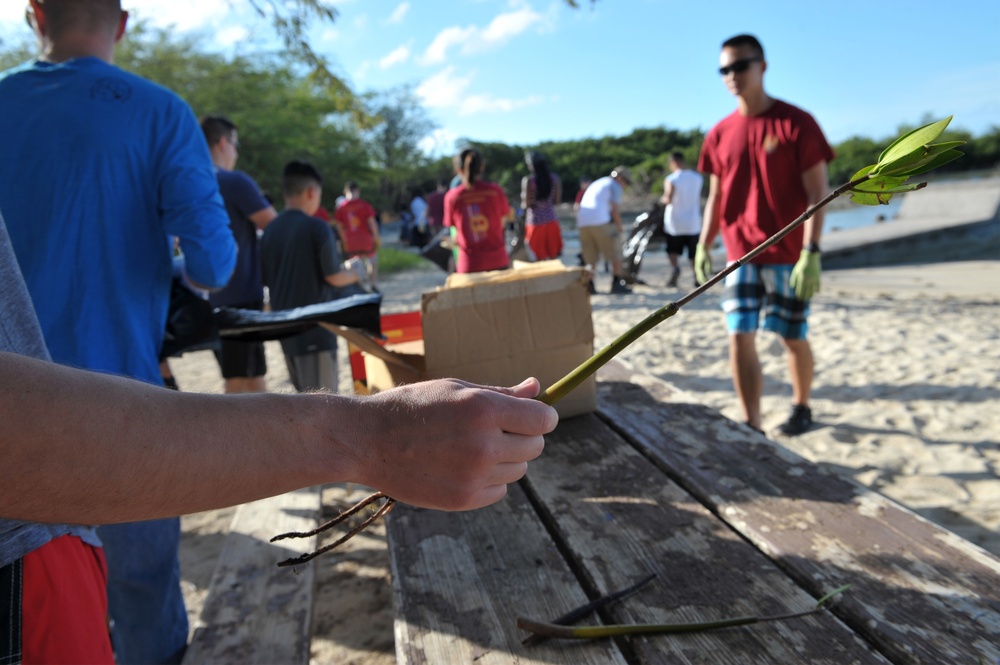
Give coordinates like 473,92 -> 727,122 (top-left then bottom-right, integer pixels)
611,165 -> 632,185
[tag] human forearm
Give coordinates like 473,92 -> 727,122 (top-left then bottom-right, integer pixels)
0,354 -> 558,524
699,176 -> 721,246
325,269 -> 360,287
0,352 -> 337,524
801,162 -> 829,246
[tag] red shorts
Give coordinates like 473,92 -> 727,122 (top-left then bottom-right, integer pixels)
525,222 -> 563,261
21,536 -> 114,664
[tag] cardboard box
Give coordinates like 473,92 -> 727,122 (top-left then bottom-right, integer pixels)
342,261 -> 596,418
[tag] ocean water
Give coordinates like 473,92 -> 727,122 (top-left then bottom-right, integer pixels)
825,196 -> 904,233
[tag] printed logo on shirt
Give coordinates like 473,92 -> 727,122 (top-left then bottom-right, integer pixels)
90,77 -> 132,103
466,204 -> 490,242
763,134 -> 780,154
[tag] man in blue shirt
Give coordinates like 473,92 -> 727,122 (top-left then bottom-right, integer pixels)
0,1 -> 236,662
201,115 -> 278,394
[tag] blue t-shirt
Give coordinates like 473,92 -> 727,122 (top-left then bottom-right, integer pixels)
0,212 -> 100,568
0,57 -> 236,385
210,169 -> 271,307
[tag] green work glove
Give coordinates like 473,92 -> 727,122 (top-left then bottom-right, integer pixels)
790,249 -> 822,301
694,243 -> 712,285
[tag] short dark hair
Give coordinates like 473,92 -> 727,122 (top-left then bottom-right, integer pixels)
282,161 -> 322,197
344,180 -> 359,194
670,151 -> 685,164
200,115 -> 237,148
36,0 -> 122,39
721,34 -> 764,60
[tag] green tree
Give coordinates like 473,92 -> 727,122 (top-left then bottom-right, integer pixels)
363,86 -> 437,209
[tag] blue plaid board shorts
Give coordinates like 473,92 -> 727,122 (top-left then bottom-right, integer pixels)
721,263 -> 809,339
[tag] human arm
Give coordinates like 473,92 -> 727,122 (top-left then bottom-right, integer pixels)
249,206 -> 278,231
0,352 -> 558,524
324,269 -> 359,288
552,175 -> 562,206
789,160 -> 830,300
520,176 -> 533,210
610,201 -> 623,231
661,177 -> 675,206
159,101 -> 237,290
695,174 -> 721,284
799,160 -> 829,247
367,216 -> 382,250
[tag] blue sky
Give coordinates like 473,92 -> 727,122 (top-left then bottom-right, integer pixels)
3,0 -> 998,154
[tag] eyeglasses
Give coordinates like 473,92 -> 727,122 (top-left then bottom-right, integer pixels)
227,135 -> 240,149
719,57 -> 762,76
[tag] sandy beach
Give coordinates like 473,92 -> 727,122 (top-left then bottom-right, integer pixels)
170,249 -> 999,664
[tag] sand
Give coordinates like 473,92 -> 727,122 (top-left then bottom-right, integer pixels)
170,252 -> 999,664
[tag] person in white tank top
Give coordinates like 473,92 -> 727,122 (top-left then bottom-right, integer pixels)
661,152 -> 704,287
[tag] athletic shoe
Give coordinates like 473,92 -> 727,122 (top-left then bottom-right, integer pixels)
778,404 -> 813,436
610,278 -> 632,295
667,267 -> 680,288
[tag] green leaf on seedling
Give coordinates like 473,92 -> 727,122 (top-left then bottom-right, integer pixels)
876,116 -> 953,170
815,584 -> 852,608
875,141 -> 966,178
848,166 -> 915,205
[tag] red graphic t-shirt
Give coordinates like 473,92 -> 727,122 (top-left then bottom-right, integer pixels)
333,198 -> 377,256
698,100 -> 834,264
443,181 -> 510,273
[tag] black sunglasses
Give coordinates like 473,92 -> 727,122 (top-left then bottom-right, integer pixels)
719,57 -> 762,76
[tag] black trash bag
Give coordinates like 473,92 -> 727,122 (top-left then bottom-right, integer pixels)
214,293 -> 383,343
419,228 -> 453,272
507,212 -> 536,263
621,204 -> 666,285
160,277 -> 218,359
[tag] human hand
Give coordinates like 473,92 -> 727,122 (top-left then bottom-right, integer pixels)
351,378 -> 558,511
694,243 -> 712,285
789,249 -> 822,300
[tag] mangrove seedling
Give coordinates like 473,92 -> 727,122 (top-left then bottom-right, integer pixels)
272,116 -> 963,566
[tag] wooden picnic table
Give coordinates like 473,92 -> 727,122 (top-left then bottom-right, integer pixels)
389,361 -> 1000,664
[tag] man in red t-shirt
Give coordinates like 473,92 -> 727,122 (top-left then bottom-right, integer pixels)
696,34 -> 834,437
332,181 -> 381,289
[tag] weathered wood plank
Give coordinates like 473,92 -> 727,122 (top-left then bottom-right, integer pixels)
388,482 -> 628,665
183,486 -> 321,665
526,413 -> 889,664
596,361 -> 1000,664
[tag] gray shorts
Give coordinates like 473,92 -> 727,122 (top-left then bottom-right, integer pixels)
284,350 -> 338,392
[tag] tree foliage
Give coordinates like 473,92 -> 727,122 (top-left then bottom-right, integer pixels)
2,16 -> 996,214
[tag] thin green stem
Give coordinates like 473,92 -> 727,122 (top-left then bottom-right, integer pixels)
517,606 -> 823,640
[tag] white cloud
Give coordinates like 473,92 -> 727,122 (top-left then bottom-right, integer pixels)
387,2 -> 410,24
418,6 -> 546,65
416,66 -> 474,109
416,66 -> 544,117
379,44 -> 411,69
123,0 -> 229,33
419,26 -> 477,66
458,93 -> 544,116
216,25 -> 250,49
419,128 -> 460,157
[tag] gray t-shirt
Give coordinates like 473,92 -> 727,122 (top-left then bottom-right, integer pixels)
0,211 -> 99,567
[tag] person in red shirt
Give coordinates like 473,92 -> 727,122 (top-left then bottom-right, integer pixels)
696,34 -> 834,437
443,148 -> 511,274
332,181 -> 381,289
